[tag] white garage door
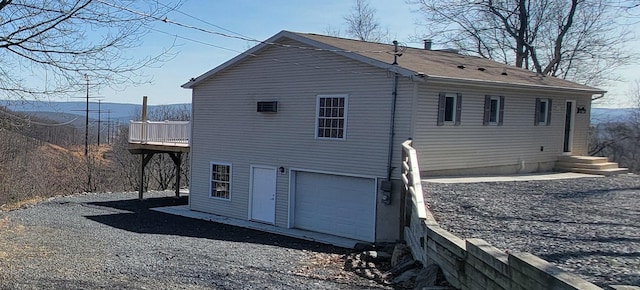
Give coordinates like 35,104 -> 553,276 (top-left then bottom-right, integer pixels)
294,171 -> 376,242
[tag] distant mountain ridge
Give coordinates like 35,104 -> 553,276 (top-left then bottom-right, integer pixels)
0,100 -> 191,125
590,108 -> 635,124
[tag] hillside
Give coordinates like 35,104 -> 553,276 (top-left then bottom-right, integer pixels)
0,101 -> 191,211
0,128 -> 81,207
0,104 -> 122,208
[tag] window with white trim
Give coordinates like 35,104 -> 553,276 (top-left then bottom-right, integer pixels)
437,92 -> 462,126
483,95 -> 504,126
535,98 -> 552,126
210,162 -> 231,200
316,95 -> 347,139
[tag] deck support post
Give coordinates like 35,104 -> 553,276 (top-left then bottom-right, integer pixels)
168,152 -> 182,198
139,152 -> 155,200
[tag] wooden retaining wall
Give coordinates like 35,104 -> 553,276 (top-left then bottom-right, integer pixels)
400,140 -> 604,290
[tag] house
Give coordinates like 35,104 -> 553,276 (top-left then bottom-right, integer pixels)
181,30 -> 603,243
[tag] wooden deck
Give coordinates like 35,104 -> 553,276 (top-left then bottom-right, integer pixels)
128,120 -> 190,149
128,121 -> 190,199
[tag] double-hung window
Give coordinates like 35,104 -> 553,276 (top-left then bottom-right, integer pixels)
437,92 -> 462,126
483,95 -> 505,126
535,98 -> 552,126
210,162 -> 231,200
316,94 -> 348,139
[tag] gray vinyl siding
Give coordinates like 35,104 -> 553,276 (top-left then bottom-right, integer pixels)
189,39 -> 405,227
412,83 -> 593,173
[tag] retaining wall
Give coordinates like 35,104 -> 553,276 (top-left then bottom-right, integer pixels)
401,139 -> 609,290
404,208 -> 604,290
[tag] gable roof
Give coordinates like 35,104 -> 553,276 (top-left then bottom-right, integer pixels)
182,30 -> 604,94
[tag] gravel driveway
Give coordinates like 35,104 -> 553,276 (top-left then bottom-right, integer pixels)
423,174 -> 640,287
0,192 -> 387,290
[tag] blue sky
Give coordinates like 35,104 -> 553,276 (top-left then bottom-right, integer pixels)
95,0 -> 638,107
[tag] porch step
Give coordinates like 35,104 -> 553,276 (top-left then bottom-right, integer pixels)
556,161 -> 620,170
555,156 -> 628,176
557,155 -> 609,164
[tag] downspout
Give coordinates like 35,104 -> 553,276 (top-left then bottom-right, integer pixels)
382,41 -> 400,204
386,73 -> 399,182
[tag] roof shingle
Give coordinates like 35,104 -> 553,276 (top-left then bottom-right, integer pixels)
294,32 -> 603,94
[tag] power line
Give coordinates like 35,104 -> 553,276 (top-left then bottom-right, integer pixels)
140,15 -> 390,78
146,26 -> 379,77
155,1 -> 252,40
146,26 -> 245,53
95,0 -> 394,54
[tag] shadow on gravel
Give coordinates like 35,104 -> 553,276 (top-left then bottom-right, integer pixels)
85,196 -> 349,255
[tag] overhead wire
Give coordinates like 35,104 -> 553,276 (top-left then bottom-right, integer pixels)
146,26 -> 246,54
155,1 -> 253,40
147,21 -> 384,80
145,26 -> 380,78
95,0 -> 394,54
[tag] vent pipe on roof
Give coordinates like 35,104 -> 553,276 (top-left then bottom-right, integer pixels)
423,39 -> 432,50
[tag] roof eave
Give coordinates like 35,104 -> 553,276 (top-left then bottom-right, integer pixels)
422,75 -> 606,95
181,30 -> 425,88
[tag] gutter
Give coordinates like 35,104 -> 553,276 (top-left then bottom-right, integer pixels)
422,75 -> 606,95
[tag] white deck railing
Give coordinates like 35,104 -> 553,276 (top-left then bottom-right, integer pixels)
129,120 -> 190,146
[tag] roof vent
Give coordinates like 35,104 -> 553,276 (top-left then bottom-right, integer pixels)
501,68 -> 508,76
439,48 -> 459,54
478,67 -> 486,72
257,101 -> 278,113
457,65 -> 466,69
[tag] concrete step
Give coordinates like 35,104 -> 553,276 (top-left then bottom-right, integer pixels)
557,155 -> 609,164
556,161 -> 621,170
556,167 -> 629,176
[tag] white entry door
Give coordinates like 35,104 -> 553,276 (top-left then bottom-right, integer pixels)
250,166 -> 277,224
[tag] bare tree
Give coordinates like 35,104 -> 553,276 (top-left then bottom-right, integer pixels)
0,0 -> 178,100
110,104 -> 190,192
344,0 -> 388,42
589,80 -> 640,172
324,25 -> 342,38
409,0 -> 635,87
146,105 -> 190,191
628,80 -> 640,126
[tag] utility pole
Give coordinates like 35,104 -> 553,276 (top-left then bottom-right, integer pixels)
97,100 -> 102,145
107,110 -> 111,144
84,74 -> 89,156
